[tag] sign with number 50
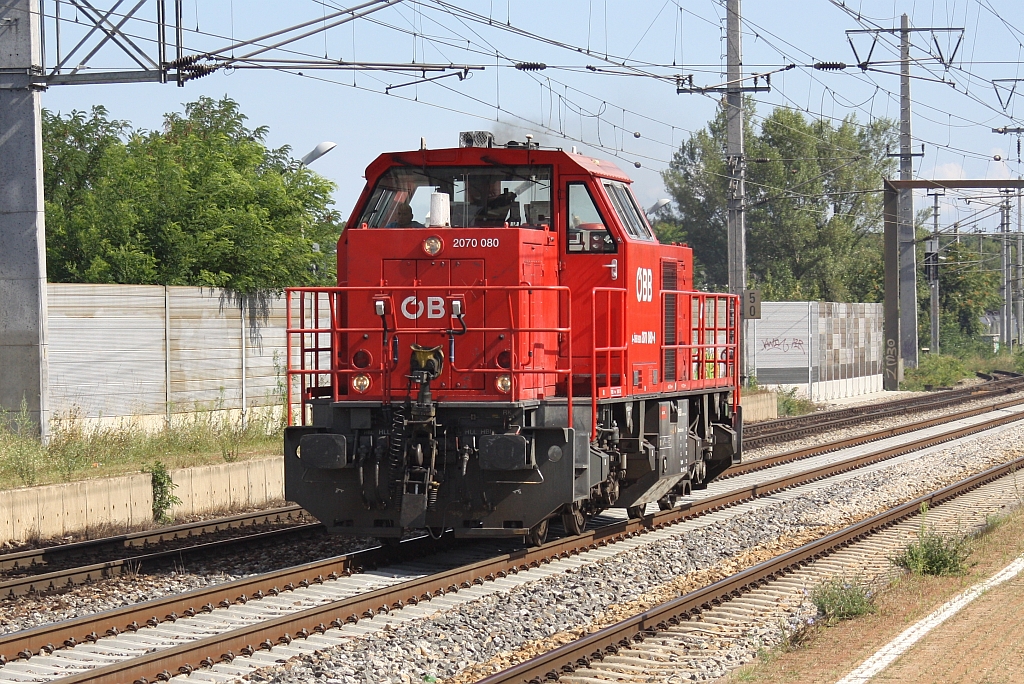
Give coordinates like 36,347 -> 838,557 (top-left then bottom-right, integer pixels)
742,289 -> 761,319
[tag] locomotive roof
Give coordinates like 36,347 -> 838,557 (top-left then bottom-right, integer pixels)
363,146 -> 634,184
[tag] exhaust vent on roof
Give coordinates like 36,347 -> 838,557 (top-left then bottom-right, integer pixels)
459,131 -> 495,148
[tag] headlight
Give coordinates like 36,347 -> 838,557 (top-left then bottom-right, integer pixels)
352,374 -> 371,393
495,374 -> 512,393
496,350 -> 511,369
352,350 -> 372,369
422,236 -> 443,256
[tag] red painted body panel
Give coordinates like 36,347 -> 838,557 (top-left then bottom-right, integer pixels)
288,146 -> 738,424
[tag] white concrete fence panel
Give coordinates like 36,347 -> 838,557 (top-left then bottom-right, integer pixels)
47,284 -> 287,425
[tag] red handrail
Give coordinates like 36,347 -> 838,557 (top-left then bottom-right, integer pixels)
659,290 -> 741,411
286,285 -> 573,428
590,287 -> 628,435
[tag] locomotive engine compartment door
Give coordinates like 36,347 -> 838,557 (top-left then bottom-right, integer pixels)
562,179 -> 622,398
378,256 -> 488,394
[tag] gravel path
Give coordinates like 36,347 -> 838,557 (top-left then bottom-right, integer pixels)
242,419 -> 1024,684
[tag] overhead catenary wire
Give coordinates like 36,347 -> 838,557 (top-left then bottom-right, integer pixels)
42,0 -> 1023,236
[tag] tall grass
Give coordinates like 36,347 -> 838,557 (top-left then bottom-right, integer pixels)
891,505 -> 974,576
903,349 -> 1024,393
902,354 -> 970,391
0,402 -> 283,490
811,576 -> 876,625
776,387 -> 816,416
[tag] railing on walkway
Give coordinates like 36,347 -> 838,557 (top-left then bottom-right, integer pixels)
660,290 -> 740,407
285,285 -> 573,426
591,287 -> 628,434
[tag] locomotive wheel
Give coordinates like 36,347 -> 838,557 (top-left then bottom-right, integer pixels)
528,518 -> 550,547
657,495 -> 677,511
626,505 -> 646,519
561,503 -> 587,536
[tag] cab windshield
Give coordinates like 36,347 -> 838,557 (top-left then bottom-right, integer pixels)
357,165 -> 553,228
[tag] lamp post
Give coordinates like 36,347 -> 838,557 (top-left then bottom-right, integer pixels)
646,198 -> 672,218
293,142 -> 337,250
299,141 -> 337,167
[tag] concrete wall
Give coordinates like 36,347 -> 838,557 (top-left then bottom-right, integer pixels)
0,473 -> 151,543
168,456 -> 285,519
47,283 -> 287,427
741,392 -> 778,423
0,456 -> 284,545
748,301 -> 884,402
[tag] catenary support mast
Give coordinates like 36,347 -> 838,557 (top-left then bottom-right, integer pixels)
898,14 -> 919,369
0,0 -> 477,436
926,191 -> 941,354
676,0 -> 771,385
1002,192 -> 1013,349
0,0 -> 49,439
850,17 -> 963,373
883,179 -> 1024,390
726,0 -> 745,302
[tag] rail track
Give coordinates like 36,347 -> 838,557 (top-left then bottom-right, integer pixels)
3,399 -> 1024,684
478,452 -> 1024,684
6,375 -> 1020,602
744,370 -> 1024,449
0,507 -> 315,598
10,387 -> 1024,605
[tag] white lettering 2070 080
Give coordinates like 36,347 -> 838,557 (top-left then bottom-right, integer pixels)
452,238 -> 500,248
636,267 -> 653,302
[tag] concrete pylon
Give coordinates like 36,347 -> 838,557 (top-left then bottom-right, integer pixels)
0,0 -> 49,439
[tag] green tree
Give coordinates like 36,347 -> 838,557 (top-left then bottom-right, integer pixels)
43,96 -> 341,292
659,100 -> 747,288
922,240 -> 1002,355
659,100 -> 896,298
42,106 -> 132,282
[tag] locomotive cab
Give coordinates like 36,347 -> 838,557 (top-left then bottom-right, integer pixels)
285,134 -> 741,543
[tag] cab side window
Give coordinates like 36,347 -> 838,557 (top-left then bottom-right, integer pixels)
566,183 -> 616,253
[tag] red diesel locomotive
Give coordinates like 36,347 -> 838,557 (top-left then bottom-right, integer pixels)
285,133 -> 741,545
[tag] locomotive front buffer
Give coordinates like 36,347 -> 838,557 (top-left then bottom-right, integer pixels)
284,134 -> 741,545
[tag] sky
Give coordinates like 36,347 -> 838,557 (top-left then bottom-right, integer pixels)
37,0 -> 1024,234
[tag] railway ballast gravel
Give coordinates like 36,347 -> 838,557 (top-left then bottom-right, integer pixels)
243,414 -> 1024,684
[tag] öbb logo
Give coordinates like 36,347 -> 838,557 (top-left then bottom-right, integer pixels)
636,267 -> 653,302
401,296 -> 447,319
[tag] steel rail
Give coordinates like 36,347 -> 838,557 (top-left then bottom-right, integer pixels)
6,402 -> 1024,683
8,390 -> 1015,600
0,505 -> 305,572
0,523 -> 324,599
745,371 -> 1024,448
0,506 -> 315,598
476,455 -> 1024,684
730,393 -> 1024,477
0,534 -> 463,668
13,392 -> 1022,601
